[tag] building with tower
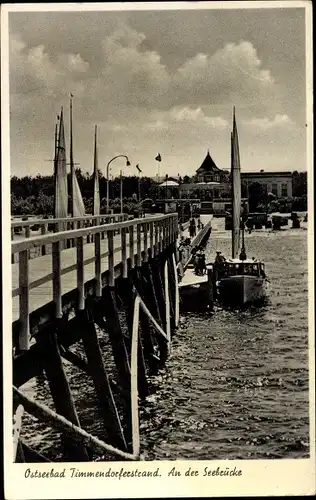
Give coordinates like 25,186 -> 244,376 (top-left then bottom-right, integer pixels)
180,150 -> 230,200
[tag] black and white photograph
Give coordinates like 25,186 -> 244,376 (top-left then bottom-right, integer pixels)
2,1 -> 315,498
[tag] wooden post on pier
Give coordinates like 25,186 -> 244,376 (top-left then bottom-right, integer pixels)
13,403 -> 24,462
101,288 -> 131,392
139,262 -> 166,368
151,259 -> 166,327
149,258 -> 168,363
164,258 -> 171,347
77,306 -> 128,450
172,251 -> 180,328
117,273 -> 149,398
36,326 -> 89,461
167,253 -> 176,334
133,268 -> 156,360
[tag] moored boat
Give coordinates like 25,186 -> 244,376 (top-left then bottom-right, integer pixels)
214,108 -> 267,307
215,258 -> 266,306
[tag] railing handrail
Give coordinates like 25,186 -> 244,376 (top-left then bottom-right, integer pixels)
11,213 -> 178,254
11,213 -> 127,228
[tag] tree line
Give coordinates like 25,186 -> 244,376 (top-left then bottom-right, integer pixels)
11,169 -> 160,216
10,169 -> 307,216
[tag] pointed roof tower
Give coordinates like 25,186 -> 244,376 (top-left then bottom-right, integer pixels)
196,149 -> 221,174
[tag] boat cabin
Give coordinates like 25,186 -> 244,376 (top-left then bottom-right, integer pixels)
215,259 -> 265,279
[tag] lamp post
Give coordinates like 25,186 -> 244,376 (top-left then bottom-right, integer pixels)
106,155 -> 130,213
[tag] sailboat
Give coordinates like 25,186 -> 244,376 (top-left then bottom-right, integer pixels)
53,97 -> 86,220
213,108 -> 267,307
54,108 -> 68,219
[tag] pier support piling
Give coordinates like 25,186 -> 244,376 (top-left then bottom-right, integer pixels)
36,325 -> 89,461
77,307 -> 127,450
100,288 -> 131,392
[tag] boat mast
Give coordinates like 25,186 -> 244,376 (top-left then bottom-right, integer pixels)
93,124 -> 100,215
69,94 -> 74,217
239,218 -> 247,260
231,106 -> 241,259
53,118 -> 59,217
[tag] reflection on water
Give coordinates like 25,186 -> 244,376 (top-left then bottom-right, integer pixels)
19,225 -> 309,460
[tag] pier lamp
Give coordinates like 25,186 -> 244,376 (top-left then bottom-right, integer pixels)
106,155 -> 130,214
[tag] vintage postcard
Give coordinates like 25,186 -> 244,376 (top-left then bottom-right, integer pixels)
1,1 -> 315,498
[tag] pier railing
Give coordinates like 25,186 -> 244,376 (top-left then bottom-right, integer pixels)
11,213 -> 128,240
11,214 -> 129,262
12,213 -> 178,352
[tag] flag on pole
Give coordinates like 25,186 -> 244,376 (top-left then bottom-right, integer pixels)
155,153 -> 161,162
136,164 -> 142,173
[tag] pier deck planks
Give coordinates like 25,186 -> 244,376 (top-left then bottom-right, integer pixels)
11,231 -> 143,322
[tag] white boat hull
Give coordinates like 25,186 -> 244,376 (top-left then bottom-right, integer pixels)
218,274 -> 266,306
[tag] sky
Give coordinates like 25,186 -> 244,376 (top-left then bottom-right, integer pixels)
7,3 -> 308,179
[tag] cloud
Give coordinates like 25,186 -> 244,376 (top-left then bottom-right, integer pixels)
172,41 -> 274,107
10,34 -> 89,101
9,23 -> 302,177
10,27 -> 275,118
143,107 -> 229,132
243,114 -> 295,130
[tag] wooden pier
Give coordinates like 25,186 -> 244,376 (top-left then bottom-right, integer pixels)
11,212 -> 212,462
11,213 -> 188,462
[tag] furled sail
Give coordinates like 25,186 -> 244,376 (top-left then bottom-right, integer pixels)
92,125 -> 100,215
231,107 -> 241,259
70,96 -> 86,217
54,108 -> 68,219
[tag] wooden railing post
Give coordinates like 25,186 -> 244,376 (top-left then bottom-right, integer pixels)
94,231 -> 102,297
136,223 -> 142,266
41,223 -> 47,256
162,220 -> 167,250
121,228 -> 127,279
129,225 -> 135,269
52,241 -> 62,319
108,230 -> 114,287
143,223 -> 148,262
149,221 -> 154,259
18,249 -> 30,351
77,236 -> 85,310
154,221 -> 159,257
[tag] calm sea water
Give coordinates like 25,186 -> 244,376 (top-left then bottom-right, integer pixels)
140,222 -> 310,460
19,220 -> 310,461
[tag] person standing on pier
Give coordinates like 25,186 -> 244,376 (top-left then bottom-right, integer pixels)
189,218 -> 196,238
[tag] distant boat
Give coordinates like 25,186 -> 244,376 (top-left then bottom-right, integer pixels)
213,108 -> 267,307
